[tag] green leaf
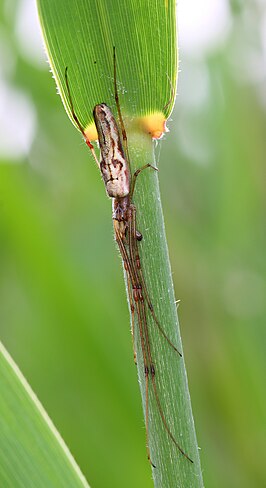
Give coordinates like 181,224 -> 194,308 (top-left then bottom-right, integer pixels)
0,342 -> 89,488
37,0 -> 177,137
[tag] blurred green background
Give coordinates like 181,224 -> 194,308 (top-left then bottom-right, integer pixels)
0,1 -> 265,487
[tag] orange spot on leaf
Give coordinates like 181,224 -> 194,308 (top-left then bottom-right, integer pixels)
138,112 -> 168,139
84,122 -> 98,141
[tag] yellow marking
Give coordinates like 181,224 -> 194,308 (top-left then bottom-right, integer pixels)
138,112 -> 167,140
84,122 -> 98,141
85,112 -> 168,141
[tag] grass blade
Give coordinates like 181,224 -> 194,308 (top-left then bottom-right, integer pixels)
0,342 -> 89,488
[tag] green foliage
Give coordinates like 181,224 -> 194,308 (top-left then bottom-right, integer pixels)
37,0 -> 177,130
0,1 -> 265,488
0,342 -> 89,487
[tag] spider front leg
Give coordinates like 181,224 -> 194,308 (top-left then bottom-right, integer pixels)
130,164 -> 158,199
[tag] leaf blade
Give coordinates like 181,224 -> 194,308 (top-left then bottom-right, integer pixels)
0,342 -> 89,488
37,0 -> 177,132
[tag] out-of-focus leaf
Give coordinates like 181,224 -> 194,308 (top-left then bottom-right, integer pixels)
0,342 -> 89,488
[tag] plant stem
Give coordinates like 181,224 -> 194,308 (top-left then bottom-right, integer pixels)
125,131 -> 204,487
